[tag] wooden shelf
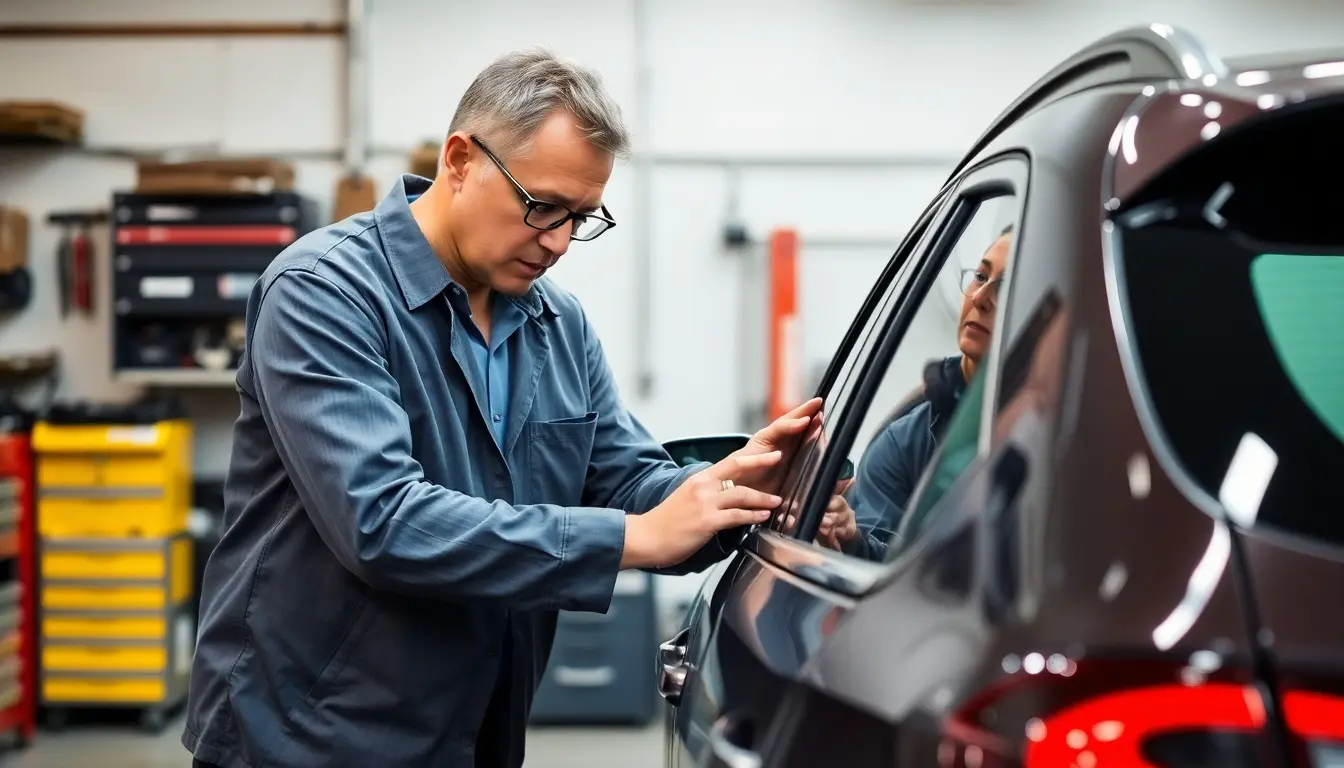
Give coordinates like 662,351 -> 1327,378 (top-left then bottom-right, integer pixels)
115,368 -> 237,387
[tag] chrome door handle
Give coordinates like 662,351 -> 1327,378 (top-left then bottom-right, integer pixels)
656,628 -> 690,706
709,714 -> 762,768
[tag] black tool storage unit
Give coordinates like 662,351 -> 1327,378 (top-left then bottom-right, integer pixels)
109,191 -> 318,380
530,572 -> 659,725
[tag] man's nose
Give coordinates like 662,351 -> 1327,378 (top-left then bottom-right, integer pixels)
538,224 -> 571,259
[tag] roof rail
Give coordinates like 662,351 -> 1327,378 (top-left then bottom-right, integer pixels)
945,23 -> 1227,181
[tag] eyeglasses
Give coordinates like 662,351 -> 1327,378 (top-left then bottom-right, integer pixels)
470,135 -> 617,242
959,268 -> 1005,300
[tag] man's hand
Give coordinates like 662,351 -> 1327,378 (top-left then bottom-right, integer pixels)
622,451 -> 784,570
816,479 -> 858,551
730,397 -> 824,496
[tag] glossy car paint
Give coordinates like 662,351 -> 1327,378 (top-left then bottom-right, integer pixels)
1103,53 -> 1344,765
660,32 -> 1344,768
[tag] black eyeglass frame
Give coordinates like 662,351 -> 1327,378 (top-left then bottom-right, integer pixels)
470,135 -> 617,242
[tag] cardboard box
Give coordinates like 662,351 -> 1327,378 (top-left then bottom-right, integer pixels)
0,207 -> 29,273
135,158 -> 296,194
0,101 -> 84,144
409,143 -> 439,180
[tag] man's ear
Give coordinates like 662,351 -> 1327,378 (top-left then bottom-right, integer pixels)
439,132 -> 474,192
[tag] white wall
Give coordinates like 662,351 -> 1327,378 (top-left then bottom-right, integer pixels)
2,0 -> 1342,608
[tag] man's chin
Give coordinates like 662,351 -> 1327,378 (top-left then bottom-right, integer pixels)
492,277 -> 537,297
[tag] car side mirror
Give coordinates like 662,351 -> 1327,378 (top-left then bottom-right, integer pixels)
661,433 -> 751,468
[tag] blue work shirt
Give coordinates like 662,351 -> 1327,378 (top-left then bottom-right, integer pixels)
183,173 -> 730,768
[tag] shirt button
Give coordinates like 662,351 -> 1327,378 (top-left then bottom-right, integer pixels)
492,413 -> 502,423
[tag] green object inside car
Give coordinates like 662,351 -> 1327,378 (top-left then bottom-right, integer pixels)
891,368 -> 987,557
1250,253 -> 1344,443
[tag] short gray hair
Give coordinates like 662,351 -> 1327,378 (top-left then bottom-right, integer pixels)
447,48 -> 631,164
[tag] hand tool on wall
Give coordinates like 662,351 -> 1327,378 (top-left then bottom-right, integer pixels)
0,205 -> 32,313
46,210 -> 107,319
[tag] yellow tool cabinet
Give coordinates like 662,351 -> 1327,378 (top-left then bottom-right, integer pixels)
32,416 -> 195,732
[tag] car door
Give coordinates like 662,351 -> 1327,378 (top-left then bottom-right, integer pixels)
665,156 -> 1030,768
659,179 -> 953,768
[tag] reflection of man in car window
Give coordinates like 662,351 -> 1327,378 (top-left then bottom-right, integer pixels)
826,225 -> 1012,558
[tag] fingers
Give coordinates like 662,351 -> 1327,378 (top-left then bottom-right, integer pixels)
781,397 -> 823,420
710,449 -> 782,480
752,398 -> 825,444
719,485 -> 782,511
718,506 -> 775,528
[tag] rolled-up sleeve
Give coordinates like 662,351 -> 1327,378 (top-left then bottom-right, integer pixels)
250,268 -> 626,612
575,307 -> 740,576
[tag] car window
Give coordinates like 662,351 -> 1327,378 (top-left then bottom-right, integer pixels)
1113,98 -> 1344,552
811,192 -> 1018,562
764,157 -> 1023,558
766,194 -> 948,535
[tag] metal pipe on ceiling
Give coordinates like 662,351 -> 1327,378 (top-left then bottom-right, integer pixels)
647,152 -> 960,169
0,22 -> 346,38
66,142 -> 957,171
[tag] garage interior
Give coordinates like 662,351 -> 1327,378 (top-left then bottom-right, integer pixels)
0,1 -> 1341,766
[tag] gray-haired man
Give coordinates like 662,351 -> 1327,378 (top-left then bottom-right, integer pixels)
182,48 -> 820,768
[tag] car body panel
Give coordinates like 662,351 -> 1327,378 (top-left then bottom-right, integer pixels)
660,28 -> 1344,768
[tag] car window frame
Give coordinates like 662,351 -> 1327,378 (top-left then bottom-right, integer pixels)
746,152 -> 1031,595
762,186 -> 957,535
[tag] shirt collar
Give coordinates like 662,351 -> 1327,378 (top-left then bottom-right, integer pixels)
374,173 -> 560,319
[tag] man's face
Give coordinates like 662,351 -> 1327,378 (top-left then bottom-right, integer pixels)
450,110 -> 613,296
957,233 -> 1011,362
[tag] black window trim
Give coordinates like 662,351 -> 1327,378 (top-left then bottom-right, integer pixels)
745,152 -> 1032,597
760,184 -> 957,536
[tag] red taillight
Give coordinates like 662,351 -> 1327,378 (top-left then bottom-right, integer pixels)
1023,683 -> 1263,766
943,660 -> 1344,767
1283,691 -> 1344,742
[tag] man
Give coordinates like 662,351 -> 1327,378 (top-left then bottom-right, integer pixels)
183,48 -> 820,768
817,225 -> 1012,556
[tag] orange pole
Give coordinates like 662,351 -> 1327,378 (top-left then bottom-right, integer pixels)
767,228 -> 800,422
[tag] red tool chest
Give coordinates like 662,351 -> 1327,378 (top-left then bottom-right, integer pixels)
0,411 -> 37,750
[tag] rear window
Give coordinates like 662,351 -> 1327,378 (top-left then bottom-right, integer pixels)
1115,95 -> 1344,549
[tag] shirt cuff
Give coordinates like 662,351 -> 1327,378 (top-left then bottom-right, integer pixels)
553,506 -> 627,613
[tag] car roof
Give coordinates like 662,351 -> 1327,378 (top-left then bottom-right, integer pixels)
947,25 -> 1344,184
1225,47 -> 1344,74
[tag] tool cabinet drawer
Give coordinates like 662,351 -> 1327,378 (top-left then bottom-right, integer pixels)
42,585 -> 168,612
42,547 -> 168,581
43,614 -> 166,642
113,190 -> 315,227
42,675 -> 165,704
0,654 -> 19,701
43,644 -> 166,674
40,536 -> 193,604
114,270 -> 258,318
33,420 -> 190,482
0,628 -> 20,659
37,455 -> 175,489
39,496 -> 188,538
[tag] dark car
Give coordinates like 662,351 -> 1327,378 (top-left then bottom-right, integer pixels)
653,23 -> 1344,768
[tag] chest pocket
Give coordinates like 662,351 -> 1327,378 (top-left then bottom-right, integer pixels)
526,412 -> 598,506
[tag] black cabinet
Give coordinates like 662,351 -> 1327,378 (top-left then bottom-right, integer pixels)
109,191 -> 319,382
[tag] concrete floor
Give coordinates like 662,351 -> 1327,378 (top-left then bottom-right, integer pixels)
1,715 -> 666,767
